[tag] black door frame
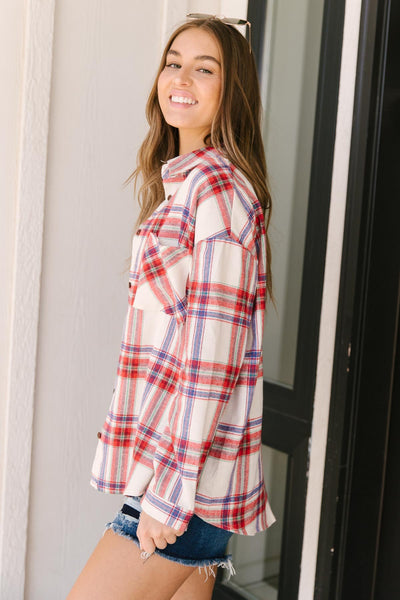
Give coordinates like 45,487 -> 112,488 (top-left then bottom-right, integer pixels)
215,1 -> 346,599
315,0 -> 400,598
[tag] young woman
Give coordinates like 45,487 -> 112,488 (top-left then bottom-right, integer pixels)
67,14 -> 275,600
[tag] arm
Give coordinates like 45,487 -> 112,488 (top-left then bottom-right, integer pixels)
140,235 -> 258,530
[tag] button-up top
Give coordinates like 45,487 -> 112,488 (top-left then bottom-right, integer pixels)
91,147 -> 276,534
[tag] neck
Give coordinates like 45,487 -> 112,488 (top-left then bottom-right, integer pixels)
178,129 -> 210,156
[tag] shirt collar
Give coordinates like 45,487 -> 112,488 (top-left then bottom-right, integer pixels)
161,146 -> 217,181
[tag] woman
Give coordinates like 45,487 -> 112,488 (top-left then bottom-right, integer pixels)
68,14 -> 275,600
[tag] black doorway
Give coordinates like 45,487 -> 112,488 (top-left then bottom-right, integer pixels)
316,0 -> 400,598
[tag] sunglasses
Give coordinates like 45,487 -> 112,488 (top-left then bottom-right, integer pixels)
186,13 -> 252,53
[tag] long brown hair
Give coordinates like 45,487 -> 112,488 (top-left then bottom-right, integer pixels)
125,17 -> 273,301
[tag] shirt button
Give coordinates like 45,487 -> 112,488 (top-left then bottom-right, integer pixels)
129,282 -> 132,288
97,431 -> 102,439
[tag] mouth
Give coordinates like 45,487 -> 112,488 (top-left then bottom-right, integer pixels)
169,95 -> 198,107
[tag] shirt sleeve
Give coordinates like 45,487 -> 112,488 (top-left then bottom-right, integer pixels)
140,236 -> 258,530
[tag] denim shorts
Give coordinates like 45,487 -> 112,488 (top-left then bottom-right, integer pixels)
104,496 -> 235,581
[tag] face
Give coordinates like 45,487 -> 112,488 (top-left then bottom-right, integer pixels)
157,28 -> 222,154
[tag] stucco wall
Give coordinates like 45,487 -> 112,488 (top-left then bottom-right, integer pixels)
24,2 -> 164,598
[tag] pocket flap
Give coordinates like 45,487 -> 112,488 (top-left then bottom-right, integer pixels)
131,233 -> 191,321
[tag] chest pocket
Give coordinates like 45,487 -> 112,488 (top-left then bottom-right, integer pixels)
130,232 -> 192,324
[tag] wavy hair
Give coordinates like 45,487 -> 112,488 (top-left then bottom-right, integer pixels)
125,17 -> 273,301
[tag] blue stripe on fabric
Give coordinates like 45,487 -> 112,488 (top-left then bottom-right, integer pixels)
195,480 -> 265,505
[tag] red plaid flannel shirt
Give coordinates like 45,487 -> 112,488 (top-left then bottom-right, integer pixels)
91,147 -> 275,534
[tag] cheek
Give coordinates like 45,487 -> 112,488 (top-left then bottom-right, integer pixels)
209,79 -> 222,106
157,72 -> 168,98
207,83 -> 221,115
157,76 -> 168,113
157,76 -> 163,99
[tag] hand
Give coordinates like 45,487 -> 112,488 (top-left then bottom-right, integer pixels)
137,510 -> 185,555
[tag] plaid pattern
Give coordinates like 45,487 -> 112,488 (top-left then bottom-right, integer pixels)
91,147 -> 276,534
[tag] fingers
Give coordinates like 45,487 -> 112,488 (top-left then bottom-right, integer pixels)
154,536 -> 168,550
138,533 -> 172,553
139,531 -> 176,551
138,532 -> 155,555
137,511 -> 187,555
164,533 -> 177,545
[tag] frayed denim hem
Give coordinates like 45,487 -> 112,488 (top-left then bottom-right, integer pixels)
103,521 -> 236,582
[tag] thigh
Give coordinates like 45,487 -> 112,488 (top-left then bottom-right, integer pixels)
66,529 -> 195,600
171,565 -> 217,600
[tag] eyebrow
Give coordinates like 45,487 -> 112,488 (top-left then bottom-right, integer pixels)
167,49 -> 221,66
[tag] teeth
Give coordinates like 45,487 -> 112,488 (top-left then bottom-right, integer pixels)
171,95 -> 197,105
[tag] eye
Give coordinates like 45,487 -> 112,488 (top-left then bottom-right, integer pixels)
198,67 -> 213,74
165,62 -> 181,69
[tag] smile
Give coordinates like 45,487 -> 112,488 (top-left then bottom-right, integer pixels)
170,95 -> 198,106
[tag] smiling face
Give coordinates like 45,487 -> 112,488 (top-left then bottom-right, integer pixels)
157,28 -> 222,155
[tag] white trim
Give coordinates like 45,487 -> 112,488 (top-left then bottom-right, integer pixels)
0,1 -> 55,597
220,0 -> 248,19
298,0 -> 363,598
160,0 -> 189,47
160,0 -> 249,48
259,0 -> 276,113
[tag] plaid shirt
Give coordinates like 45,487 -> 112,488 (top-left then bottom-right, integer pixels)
91,147 -> 275,534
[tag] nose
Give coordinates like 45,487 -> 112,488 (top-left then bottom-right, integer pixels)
173,66 -> 191,86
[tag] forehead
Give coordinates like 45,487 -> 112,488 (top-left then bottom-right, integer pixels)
169,28 -> 221,61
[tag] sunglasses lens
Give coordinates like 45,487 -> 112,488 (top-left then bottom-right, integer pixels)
186,14 -> 248,26
187,13 -> 211,19
223,18 -> 246,25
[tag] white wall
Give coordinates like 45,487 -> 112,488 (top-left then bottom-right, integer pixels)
0,0 -> 24,504
0,0 -> 23,585
0,2 -> 56,598
24,2 -> 165,598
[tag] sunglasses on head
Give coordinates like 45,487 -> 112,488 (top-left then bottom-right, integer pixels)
186,13 -> 252,53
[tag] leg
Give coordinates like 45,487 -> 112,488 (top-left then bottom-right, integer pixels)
171,565 -> 217,600
66,529 -> 195,600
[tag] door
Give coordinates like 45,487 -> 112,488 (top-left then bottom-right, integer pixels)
315,0 -> 400,597
214,0 -> 347,598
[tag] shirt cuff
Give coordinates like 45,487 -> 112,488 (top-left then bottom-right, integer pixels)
140,488 -> 191,531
